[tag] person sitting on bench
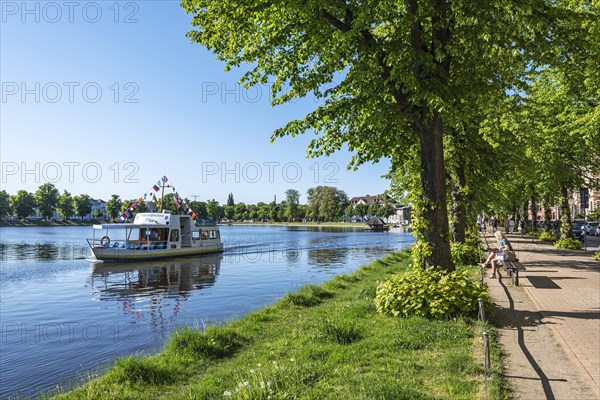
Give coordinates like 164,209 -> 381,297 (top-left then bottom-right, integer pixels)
481,231 -> 513,279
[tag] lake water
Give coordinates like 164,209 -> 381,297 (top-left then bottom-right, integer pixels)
0,225 -> 414,398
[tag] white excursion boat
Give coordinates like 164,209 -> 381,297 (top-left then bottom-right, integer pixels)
88,212 -> 223,261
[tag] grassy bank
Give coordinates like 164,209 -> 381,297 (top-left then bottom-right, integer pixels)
52,251 -> 505,399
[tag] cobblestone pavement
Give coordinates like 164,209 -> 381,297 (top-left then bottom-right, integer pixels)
485,233 -> 600,399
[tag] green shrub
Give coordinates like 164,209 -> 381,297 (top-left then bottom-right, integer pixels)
169,326 -> 246,359
555,238 -> 582,250
374,267 -> 487,319
592,252 -> 600,261
450,242 -> 479,266
539,231 -> 558,242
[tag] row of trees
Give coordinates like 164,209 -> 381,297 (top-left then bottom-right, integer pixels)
210,187 -> 396,222
0,185 -> 96,220
126,187 -> 387,223
183,0 -> 600,270
1,184 -> 396,223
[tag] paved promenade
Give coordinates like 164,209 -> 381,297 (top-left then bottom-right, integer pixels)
485,233 -> 600,399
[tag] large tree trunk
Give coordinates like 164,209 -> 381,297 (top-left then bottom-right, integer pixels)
450,161 -> 467,243
560,186 -> 574,239
543,196 -> 552,231
405,0 -> 453,271
530,196 -> 537,236
417,111 -> 454,271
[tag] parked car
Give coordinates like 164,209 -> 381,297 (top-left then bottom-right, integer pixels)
572,223 -> 584,240
584,222 -> 599,236
586,222 -> 600,236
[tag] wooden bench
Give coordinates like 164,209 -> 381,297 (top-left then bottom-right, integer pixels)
480,232 -> 526,285
503,259 -> 526,286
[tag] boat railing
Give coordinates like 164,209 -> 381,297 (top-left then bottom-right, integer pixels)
87,238 -> 169,250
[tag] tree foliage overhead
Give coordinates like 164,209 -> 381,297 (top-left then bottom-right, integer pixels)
183,0 -> 596,270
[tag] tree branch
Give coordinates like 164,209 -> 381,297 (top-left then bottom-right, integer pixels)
320,4 -> 411,112
321,9 -> 351,32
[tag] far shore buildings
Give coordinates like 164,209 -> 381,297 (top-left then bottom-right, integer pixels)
529,187 -> 600,221
347,194 -> 411,225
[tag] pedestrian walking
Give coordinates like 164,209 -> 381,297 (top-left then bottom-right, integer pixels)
519,218 -> 525,235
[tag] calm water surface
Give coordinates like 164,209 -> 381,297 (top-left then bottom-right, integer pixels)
0,225 -> 414,398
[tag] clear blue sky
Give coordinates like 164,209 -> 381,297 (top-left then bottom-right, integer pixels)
0,1 -> 391,204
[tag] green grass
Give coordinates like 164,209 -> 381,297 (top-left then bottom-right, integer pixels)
49,250 -> 506,399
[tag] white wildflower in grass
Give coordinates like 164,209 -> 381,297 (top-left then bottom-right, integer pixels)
260,381 -> 265,389
257,363 -> 262,367
290,358 -> 295,362
223,390 -> 232,396
243,381 -> 249,387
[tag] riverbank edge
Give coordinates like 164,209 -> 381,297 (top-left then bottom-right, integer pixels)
51,251 -> 506,399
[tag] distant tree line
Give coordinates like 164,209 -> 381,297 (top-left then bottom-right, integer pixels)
0,184 -> 96,220
0,185 -> 398,223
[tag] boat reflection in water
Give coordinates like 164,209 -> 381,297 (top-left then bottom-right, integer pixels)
90,255 -> 221,329
91,254 -> 221,298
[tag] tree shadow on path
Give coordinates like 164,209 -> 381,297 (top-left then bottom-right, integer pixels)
495,278 -> 560,399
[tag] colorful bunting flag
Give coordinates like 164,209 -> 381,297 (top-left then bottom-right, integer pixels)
120,175 -> 206,223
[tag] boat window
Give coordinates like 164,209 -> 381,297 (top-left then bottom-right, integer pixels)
201,230 -> 209,239
157,228 -> 168,241
170,229 -> 179,242
192,231 -> 200,240
140,228 -> 160,241
206,230 -> 220,239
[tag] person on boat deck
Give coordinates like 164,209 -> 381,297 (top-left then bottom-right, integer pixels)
481,231 -> 513,279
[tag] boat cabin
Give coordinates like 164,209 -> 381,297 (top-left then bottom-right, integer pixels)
88,212 -> 223,260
